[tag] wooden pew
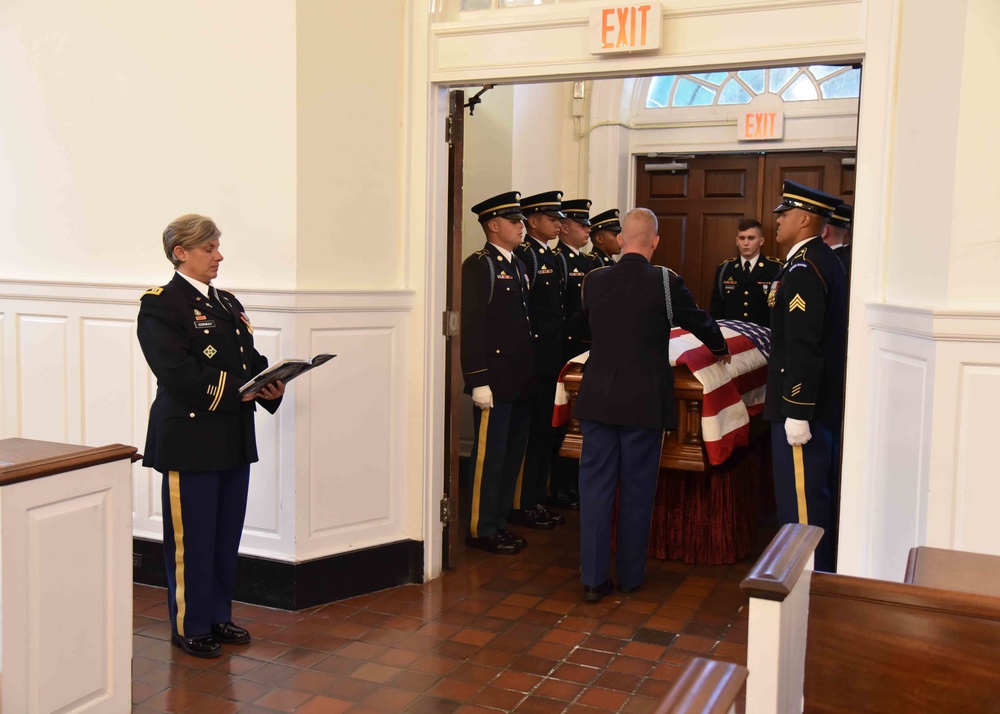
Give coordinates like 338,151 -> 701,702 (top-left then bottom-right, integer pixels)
741,524 -> 1000,714
655,658 -> 748,714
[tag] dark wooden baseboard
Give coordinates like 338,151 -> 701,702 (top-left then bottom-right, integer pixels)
133,537 -> 424,610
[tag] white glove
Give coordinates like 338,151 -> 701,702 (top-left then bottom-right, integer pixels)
472,385 -> 494,410
785,418 -> 812,446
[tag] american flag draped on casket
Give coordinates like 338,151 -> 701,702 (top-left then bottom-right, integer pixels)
552,320 -> 771,466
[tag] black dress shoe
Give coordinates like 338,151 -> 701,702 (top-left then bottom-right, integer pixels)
618,583 -> 641,594
497,526 -> 527,550
466,532 -> 520,554
536,504 -> 565,525
509,506 -> 556,529
171,633 -> 222,658
212,621 -> 251,645
547,491 -> 580,510
583,580 -> 615,603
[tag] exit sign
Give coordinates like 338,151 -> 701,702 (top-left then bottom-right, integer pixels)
589,3 -> 662,55
738,111 -> 784,141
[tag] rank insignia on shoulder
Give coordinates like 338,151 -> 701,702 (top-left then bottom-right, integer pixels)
474,249 -> 488,257
141,287 -> 163,298
789,294 -> 807,312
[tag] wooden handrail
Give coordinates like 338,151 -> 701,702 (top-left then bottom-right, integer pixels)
740,523 -> 823,601
655,657 -> 748,714
811,571 -> 1000,619
0,439 -> 138,487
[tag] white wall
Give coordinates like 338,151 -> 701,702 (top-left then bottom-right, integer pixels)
512,82 -> 585,200
0,0 -> 298,290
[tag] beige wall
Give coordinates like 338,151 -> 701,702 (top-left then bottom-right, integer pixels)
462,84 -> 514,258
0,0 -> 298,289
296,0 -> 406,290
512,82 -> 585,202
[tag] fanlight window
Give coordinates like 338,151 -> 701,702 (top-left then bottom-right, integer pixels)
646,66 -> 861,109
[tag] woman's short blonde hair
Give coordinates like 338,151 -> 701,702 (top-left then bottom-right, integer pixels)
163,214 -> 221,267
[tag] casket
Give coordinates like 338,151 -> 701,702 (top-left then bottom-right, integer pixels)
554,321 -> 773,564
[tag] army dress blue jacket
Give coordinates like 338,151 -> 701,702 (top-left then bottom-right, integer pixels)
138,273 -> 281,473
574,254 -> 728,431
460,243 -> 537,402
514,236 -> 566,378
710,254 -> 783,328
763,237 -> 848,423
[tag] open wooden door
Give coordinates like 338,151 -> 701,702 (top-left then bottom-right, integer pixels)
442,90 -> 465,568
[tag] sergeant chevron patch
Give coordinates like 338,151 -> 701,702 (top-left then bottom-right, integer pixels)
789,294 -> 807,312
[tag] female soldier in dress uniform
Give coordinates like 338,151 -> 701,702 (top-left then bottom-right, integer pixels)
137,214 -> 284,658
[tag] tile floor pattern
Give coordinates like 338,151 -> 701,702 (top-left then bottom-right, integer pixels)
132,512 -> 761,713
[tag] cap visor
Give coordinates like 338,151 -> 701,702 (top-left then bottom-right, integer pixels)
509,212 -> 526,221
772,203 -> 793,214
546,210 -> 567,219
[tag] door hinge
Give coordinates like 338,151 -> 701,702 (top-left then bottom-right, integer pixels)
446,116 -> 454,146
440,497 -> 456,524
442,310 -> 459,337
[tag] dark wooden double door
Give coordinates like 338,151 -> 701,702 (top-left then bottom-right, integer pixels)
636,151 -> 855,311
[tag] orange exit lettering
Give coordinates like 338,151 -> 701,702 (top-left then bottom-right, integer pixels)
601,5 -> 653,49
745,112 -> 778,139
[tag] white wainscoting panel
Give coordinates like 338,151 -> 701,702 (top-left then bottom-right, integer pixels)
953,363 -> 1000,554
245,327 -> 282,540
82,318 -> 136,448
300,311 -> 409,559
868,345 -> 931,580
0,280 -> 414,566
18,314 -> 69,443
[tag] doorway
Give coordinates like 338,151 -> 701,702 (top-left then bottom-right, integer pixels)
636,151 -> 856,309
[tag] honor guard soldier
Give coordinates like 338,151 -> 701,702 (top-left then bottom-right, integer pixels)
461,191 -> 537,554
710,218 -> 782,327
511,191 -> 568,529
138,214 -> 284,658
587,209 -> 622,268
555,198 -> 595,361
823,203 -> 853,280
766,180 -> 849,573
575,209 -> 729,601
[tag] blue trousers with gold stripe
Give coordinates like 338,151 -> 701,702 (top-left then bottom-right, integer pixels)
161,466 -> 250,638
771,421 -> 840,573
467,400 -> 531,538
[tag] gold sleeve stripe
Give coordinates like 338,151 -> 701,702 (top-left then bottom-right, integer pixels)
208,371 -> 226,411
783,396 -> 816,406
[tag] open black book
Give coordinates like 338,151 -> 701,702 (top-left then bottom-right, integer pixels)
239,353 -> 336,394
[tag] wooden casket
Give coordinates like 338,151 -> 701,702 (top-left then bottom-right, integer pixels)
555,325 -> 772,565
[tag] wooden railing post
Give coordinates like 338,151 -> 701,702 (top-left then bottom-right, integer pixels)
740,524 -> 824,714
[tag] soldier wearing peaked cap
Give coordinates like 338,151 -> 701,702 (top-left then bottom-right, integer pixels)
823,203 -> 853,279
461,191 -> 537,555
587,209 -> 622,268
511,191 -> 568,530
710,218 -> 783,328
138,214 -> 284,659
765,180 -> 849,573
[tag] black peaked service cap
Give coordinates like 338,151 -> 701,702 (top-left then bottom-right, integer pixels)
561,199 -> 592,226
471,191 -> 525,222
589,208 -> 621,233
772,180 -> 843,218
521,191 -> 566,218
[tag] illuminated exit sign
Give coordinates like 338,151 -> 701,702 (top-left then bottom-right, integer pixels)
738,110 -> 785,141
589,2 -> 662,55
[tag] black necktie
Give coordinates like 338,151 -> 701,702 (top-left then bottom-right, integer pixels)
743,260 -> 751,276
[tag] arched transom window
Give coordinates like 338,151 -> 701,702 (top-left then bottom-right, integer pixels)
646,66 -> 861,109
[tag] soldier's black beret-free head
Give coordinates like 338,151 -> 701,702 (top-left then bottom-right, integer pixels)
772,180 -> 843,218
520,191 -> 566,218
471,191 -> 525,222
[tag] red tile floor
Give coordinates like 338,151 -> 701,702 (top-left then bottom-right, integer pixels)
132,511 -> 763,713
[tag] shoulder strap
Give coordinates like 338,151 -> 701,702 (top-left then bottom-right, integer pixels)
660,267 -> 674,328
485,255 -> 497,303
